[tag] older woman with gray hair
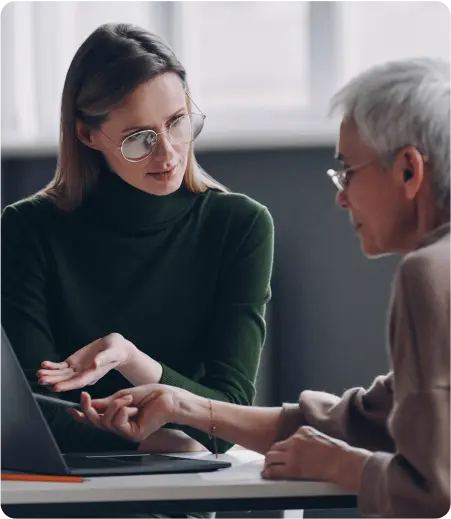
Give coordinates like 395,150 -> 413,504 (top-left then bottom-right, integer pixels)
70,57 -> 450,518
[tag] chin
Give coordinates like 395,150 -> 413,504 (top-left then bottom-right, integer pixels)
359,236 -> 391,259
361,245 -> 388,259
143,167 -> 185,196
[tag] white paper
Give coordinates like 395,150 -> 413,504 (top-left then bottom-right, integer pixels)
199,459 -> 264,481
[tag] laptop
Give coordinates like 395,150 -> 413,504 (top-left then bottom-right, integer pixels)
1,327 -> 231,476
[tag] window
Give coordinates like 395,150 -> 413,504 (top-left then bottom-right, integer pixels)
173,1 -> 313,149
337,1 -> 450,87
1,1 -> 160,153
1,1 -> 314,153
1,1 -> 449,156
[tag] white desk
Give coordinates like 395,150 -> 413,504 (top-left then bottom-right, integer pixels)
2,449 -> 356,517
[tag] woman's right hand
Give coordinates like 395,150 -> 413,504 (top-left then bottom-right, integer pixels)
69,384 -> 197,442
37,333 -> 135,392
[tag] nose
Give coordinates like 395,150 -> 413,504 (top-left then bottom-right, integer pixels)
336,189 -> 349,209
152,131 -> 176,165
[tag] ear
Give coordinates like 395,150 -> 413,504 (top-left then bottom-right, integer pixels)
393,146 -> 426,201
76,119 -> 102,151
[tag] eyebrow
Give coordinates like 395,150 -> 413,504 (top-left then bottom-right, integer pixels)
120,107 -> 186,135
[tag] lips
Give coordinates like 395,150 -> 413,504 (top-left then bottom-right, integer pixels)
147,160 -> 181,176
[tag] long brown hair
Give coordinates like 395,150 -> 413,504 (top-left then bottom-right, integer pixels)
42,23 -> 227,211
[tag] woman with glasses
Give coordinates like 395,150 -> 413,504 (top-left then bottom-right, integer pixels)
75,58 -> 450,518
1,23 -> 274,458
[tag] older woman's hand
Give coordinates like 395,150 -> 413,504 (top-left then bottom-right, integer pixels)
262,426 -> 371,493
68,384 -> 193,442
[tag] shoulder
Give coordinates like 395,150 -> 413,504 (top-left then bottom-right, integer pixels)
2,194 -> 58,233
390,227 -> 450,390
204,189 -> 274,236
396,228 -> 450,300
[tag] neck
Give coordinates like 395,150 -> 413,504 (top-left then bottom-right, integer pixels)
81,164 -> 199,234
404,202 -> 450,252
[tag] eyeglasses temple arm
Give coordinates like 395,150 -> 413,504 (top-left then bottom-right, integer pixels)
184,91 -> 206,118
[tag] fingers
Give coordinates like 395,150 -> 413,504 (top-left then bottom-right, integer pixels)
37,368 -> 75,385
261,463 -> 290,480
40,361 -> 69,369
39,336 -> 122,392
79,392 -> 103,429
262,448 -> 294,479
135,394 -> 171,434
53,365 -> 111,392
67,407 -> 91,426
70,390 -> 157,442
98,389 -> 166,441
37,367 -> 74,377
111,406 -> 142,440
268,438 -> 290,452
264,450 -> 287,468
90,395 -> 115,412
92,387 -> 136,406
92,389 -> 139,410
53,375 -> 93,392
94,395 -> 142,441
90,387 -> 134,411
100,395 -> 133,430
261,441 -> 292,480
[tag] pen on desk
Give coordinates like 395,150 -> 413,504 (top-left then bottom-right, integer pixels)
1,474 -> 84,483
33,393 -> 81,410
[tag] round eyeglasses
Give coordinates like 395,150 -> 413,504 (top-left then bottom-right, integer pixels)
101,112 -> 206,163
326,158 -> 375,192
326,147 -> 429,192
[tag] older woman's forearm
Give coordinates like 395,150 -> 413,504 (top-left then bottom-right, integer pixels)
137,428 -> 208,454
175,396 -> 284,454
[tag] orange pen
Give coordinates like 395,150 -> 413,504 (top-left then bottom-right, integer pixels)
1,473 -> 84,483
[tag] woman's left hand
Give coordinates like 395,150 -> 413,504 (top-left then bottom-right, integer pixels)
262,426 -> 371,492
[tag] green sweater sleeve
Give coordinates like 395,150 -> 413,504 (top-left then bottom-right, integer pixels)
1,205 -> 135,453
160,205 -> 274,453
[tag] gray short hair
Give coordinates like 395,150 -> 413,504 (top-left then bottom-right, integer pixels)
330,58 -> 450,209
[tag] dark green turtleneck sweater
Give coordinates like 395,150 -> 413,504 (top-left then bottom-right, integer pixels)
1,167 -> 273,454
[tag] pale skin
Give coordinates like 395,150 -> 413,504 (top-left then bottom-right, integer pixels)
46,119 -> 449,489
69,385 -> 371,492
38,333 -> 163,391
77,71 -> 191,197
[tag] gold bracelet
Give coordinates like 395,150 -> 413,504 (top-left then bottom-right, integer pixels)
208,398 -> 218,459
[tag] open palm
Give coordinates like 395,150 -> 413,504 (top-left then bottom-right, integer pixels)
37,333 -> 132,392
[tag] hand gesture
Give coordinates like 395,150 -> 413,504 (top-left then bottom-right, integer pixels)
68,384 -> 187,442
37,333 -> 134,392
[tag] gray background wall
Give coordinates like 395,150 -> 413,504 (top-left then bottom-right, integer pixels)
1,146 -> 398,407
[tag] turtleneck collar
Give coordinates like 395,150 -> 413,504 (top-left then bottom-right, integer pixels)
81,162 -> 199,234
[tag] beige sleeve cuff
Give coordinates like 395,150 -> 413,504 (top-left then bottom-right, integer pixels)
358,451 -> 392,516
274,403 -> 304,442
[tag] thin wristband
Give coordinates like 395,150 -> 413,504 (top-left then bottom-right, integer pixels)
208,398 -> 218,459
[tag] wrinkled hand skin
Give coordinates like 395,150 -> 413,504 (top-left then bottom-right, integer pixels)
262,425 -> 371,492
